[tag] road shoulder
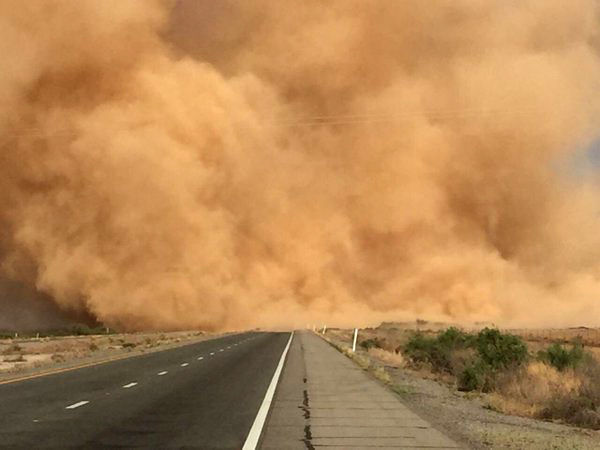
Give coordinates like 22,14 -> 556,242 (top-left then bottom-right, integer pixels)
261,331 -> 461,449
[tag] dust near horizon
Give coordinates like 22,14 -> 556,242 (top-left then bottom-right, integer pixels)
1,0 -> 599,331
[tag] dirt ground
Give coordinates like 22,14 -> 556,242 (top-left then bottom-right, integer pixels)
0,330 -> 221,380
324,326 -> 600,450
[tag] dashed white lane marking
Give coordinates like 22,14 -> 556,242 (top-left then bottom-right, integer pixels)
181,363 -> 189,367
158,371 -> 168,376
210,352 -> 215,355
219,349 -> 224,352
242,332 -> 294,450
123,382 -> 138,389
197,356 -> 204,360
66,401 -> 89,410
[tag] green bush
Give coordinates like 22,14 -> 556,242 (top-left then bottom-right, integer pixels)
360,338 -> 382,350
437,327 -> 473,348
404,333 -> 449,372
459,360 -> 493,391
404,328 -> 471,373
403,327 -> 529,391
538,342 -> 585,371
475,328 -> 527,370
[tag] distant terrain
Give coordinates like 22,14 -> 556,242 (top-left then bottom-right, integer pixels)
0,329 -> 215,378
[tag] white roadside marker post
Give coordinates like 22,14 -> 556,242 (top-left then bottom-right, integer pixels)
322,325 -> 327,334
352,328 -> 358,352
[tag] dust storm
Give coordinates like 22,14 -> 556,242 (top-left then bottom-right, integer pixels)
0,0 -> 599,331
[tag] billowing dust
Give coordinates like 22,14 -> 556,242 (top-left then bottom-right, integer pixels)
1,0 -> 599,331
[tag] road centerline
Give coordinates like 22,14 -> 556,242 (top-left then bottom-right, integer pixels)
65,401 -> 90,410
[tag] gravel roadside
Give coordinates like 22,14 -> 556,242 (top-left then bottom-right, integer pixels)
0,330 -> 229,383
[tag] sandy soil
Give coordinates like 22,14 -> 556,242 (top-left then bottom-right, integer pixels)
324,328 -> 600,450
0,330 -> 223,380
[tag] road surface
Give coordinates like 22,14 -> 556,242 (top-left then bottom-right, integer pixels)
0,331 -> 290,448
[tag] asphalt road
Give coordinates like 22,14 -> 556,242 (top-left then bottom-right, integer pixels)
0,331 -> 291,449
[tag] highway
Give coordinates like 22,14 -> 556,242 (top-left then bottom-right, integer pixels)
0,331 -> 291,448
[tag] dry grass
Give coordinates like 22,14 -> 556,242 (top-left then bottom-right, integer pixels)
341,347 -> 371,369
372,365 -> 392,384
488,361 -> 581,417
368,347 -> 406,368
487,359 -> 600,429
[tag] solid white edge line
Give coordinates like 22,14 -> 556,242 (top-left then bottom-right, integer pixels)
242,331 -> 294,450
65,400 -> 89,409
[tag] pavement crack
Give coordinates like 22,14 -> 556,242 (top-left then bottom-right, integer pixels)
302,424 -> 315,450
300,386 -> 314,449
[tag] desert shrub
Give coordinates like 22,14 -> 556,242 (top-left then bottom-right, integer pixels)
475,328 -> 528,370
545,356 -> 600,429
438,327 -> 473,348
403,327 -> 529,391
89,342 -> 99,351
404,333 -> 451,372
360,338 -> 382,350
122,342 -> 136,349
404,328 -> 471,373
538,342 -> 585,371
456,329 -> 527,392
2,344 -> 22,354
459,360 -> 494,391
